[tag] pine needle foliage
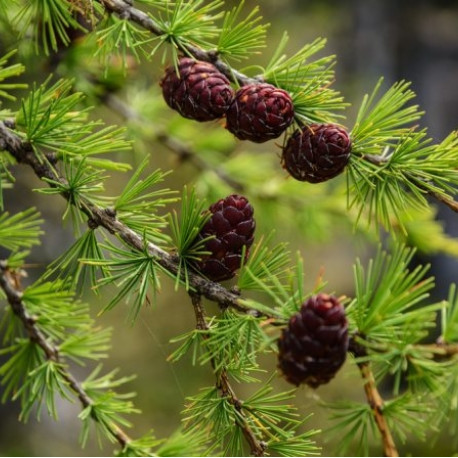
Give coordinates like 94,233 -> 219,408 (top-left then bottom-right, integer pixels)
0,208 -> 43,251
263,35 -> 347,123
11,0 -> 85,55
0,1 -> 457,456
169,186 -> 211,289
150,0 -> 224,62
217,2 -> 269,62
37,158 -> 107,233
0,50 -> 27,101
84,240 -> 162,322
15,77 -> 131,169
95,15 -> 151,71
114,157 -> 177,246
347,79 -> 458,232
43,228 -> 108,293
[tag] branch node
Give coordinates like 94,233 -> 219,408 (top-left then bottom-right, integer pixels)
87,217 -> 99,230
105,207 -> 117,218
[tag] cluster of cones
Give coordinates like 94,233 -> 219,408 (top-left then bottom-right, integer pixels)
160,57 -> 352,184
160,57 -> 349,389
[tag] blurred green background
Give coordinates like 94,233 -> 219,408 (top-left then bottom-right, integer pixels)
0,0 -> 458,456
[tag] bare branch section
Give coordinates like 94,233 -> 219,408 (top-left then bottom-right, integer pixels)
0,121 -> 249,314
0,261 -> 132,449
357,361 -> 399,457
98,0 -> 260,87
361,153 -> 458,213
428,191 -> 458,213
189,292 -> 267,457
416,341 -> 458,357
101,92 -> 245,192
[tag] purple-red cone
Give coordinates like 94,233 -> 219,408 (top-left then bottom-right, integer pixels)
282,123 -> 352,183
195,195 -> 256,282
161,58 -> 234,122
278,293 -> 348,388
226,83 -> 294,143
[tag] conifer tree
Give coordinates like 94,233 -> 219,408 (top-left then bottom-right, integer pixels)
0,1 -> 457,456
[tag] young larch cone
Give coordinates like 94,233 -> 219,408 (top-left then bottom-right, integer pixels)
278,293 -> 348,388
195,194 -> 256,282
282,123 -> 352,183
226,83 -> 294,143
160,58 -> 235,122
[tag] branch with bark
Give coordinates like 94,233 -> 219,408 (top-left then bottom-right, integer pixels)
357,360 -> 399,458
189,292 -> 267,457
0,120 -> 248,313
361,153 -> 458,213
98,0 -> 261,87
100,91 -> 246,192
0,260 -> 132,450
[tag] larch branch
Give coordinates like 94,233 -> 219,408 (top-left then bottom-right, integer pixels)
189,292 -> 266,457
0,121 -> 251,315
357,361 -> 399,457
100,91 -> 245,192
0,261 -> 132,450
98,0 -> 260,87
360,152 -> 458,214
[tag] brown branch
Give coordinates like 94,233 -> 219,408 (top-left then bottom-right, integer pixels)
0,260 -> 132,449
360,152 -> 458,214
428,191 -> 458,213
348,335 -> 398,457
97,0 -> 260,87
0,121 -> 254,316
414,341 -> 458,358
189,292 -> 266,457
100,92 -> 245,192
357,361 -> 399,457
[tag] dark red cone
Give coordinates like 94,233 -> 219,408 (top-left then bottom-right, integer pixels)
161,58 -> 234,122
282,123 -> 352,183
278,293 -> 348,388
226,83 -> 294,143
195,194 -> 255,282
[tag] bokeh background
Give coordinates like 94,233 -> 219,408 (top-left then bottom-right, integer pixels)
0,0 -> 457,456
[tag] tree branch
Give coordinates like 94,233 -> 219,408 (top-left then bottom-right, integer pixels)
428,191 -> 458,213
360,152 -> 458,213
189,292 -> 266,457
0,121 -> 253,316
414,341 -> 458,358
357,361 -> 399,457
100,91 -> 245,192
348,334 -> 398,457
0,260 -> 132,450
97,0 -> 260,87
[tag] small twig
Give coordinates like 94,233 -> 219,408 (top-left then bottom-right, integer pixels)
98,0 -> 261,87
428,191 -> 458,213
415,341 -> 458,358
349,334 -> 398,457
361,153 -> 389,166
189,292 -> 266,457
101,91 -> 245,192
0,261 -> 131,450
360,151 -> 458,213
357,361 -> 399,457
0,121 -> 252,315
